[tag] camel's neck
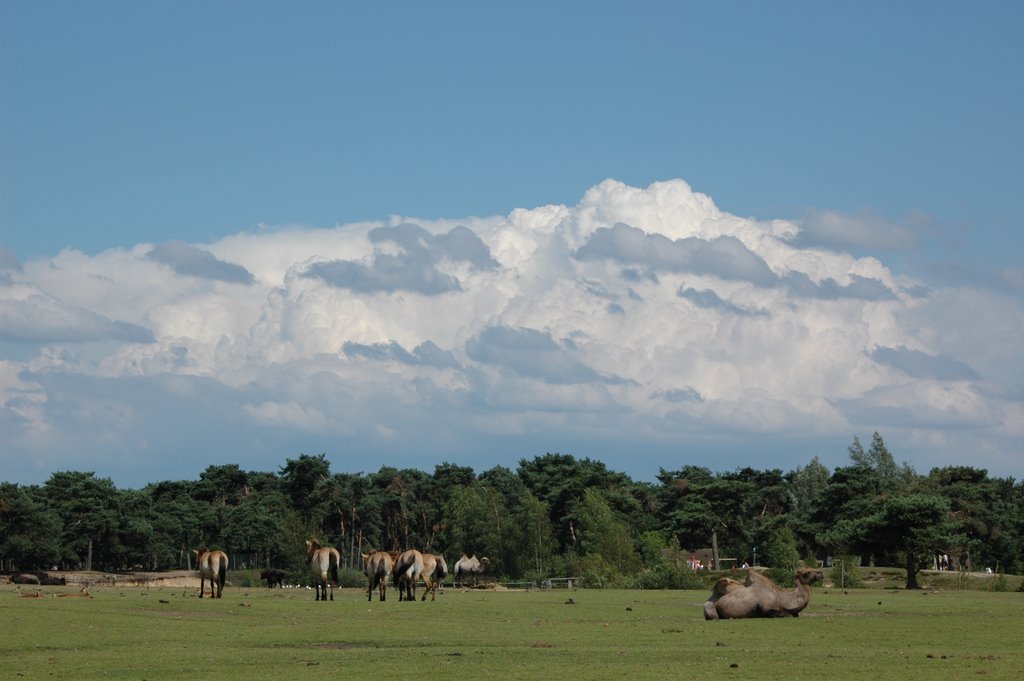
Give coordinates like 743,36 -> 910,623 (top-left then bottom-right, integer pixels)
782,582 -> 812,607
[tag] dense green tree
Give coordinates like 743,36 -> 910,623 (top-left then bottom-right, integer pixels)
42,472 -> 122,570
279,453 -> 331,525
847,432 -> 913,492
517,453 -> 632,552
115,489 -> 155,570
575,488 -> 639,574
764,525 -> 800,576
656,466 -> 754,567
922,467 -> 1020,572
510,490 -> 555,578
195,464 -> 249,505
366,466 -> 440,550
146,480 -> 208,569
0,483 -> 62,570
444,484 -> 490,559
824,492 -> 952,589
4,430 -> 1021,589
478,465 -> 529,503
433,463 -> 476,494
787,456 -> 831,558
222,487 -> 290,568
726,467 -> 789,564
808,463 -> 885,564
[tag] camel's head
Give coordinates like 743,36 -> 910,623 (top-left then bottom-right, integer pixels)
795,567 -> 824,586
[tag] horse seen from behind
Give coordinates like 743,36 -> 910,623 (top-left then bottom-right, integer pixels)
361,550 -> 399,602
194,547 -> 228,599
393,549 -> 424,601
306,538 -> 340,602
419,553 -> 448,601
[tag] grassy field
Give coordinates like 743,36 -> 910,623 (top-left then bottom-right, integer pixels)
2,582 -> 1021,680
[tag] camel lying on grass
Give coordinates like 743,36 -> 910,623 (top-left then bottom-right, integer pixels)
704,566 -> 824,620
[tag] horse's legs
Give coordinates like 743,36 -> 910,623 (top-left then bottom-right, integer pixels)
421,577 -> 431,601
318,575 -> 328,602
199,576 -> 205,599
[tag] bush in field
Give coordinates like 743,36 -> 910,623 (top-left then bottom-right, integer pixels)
232,571 -> 261,588
830,555 -> 864,588
630,562 -> 707,590
626,532 -> 709,589
992,572 -> 1009,592
577,554 -> 622,588
765,526 -> 800,570
764,567 -> 796,587
339,568 -> 364,588
760,525 -> 802,587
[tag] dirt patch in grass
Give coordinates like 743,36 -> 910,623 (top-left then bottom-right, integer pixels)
140,609 -> 232,619
310,642 -> 358,650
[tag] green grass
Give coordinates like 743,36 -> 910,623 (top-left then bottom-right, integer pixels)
2,584 -> 1021,680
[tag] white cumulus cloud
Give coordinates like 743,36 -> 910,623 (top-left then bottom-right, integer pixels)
1,179 -> 1020,486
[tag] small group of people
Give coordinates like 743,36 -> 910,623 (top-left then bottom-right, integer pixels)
936,553 -> 953,571
687,555 -> 708,570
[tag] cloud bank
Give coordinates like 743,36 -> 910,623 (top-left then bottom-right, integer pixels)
1,179 -> 1021,487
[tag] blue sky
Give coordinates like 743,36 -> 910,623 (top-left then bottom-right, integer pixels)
1,1 -> 1022,488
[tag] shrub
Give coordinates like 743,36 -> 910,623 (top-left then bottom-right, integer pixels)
764,567 -> 796,588
829,555 -> 864,588
630,563 -> 707,590
338,568 -> 365,588
992,572 -> 1009,592
232,571 -> 261,588
764,526 -> 800,573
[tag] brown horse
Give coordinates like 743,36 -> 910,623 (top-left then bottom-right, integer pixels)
194,548 -> 228,598
419,553 -> 448,601
306,539 -> 340,602
393,549 -> 424,601
361,550 -> 399,602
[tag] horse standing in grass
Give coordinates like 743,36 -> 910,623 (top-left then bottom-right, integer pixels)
194,548 -> 228,599
362,550 -> 399,602
419,553 -> 448,601
306,539 -> 340,602
394,549 -> 424,602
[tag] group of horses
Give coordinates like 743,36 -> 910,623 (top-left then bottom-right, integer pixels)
364,551 -> 489,601
193,542 -> 489,602
360,549 -> 446,602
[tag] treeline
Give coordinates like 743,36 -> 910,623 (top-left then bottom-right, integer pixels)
2,433 -> 1022,588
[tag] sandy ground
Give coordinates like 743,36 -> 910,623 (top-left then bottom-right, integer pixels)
3,570 -> 202,588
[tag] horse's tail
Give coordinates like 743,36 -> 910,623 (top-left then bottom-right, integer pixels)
393,554 -> 408,580
217,556 -> 227,589
329,551 -> 340,585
